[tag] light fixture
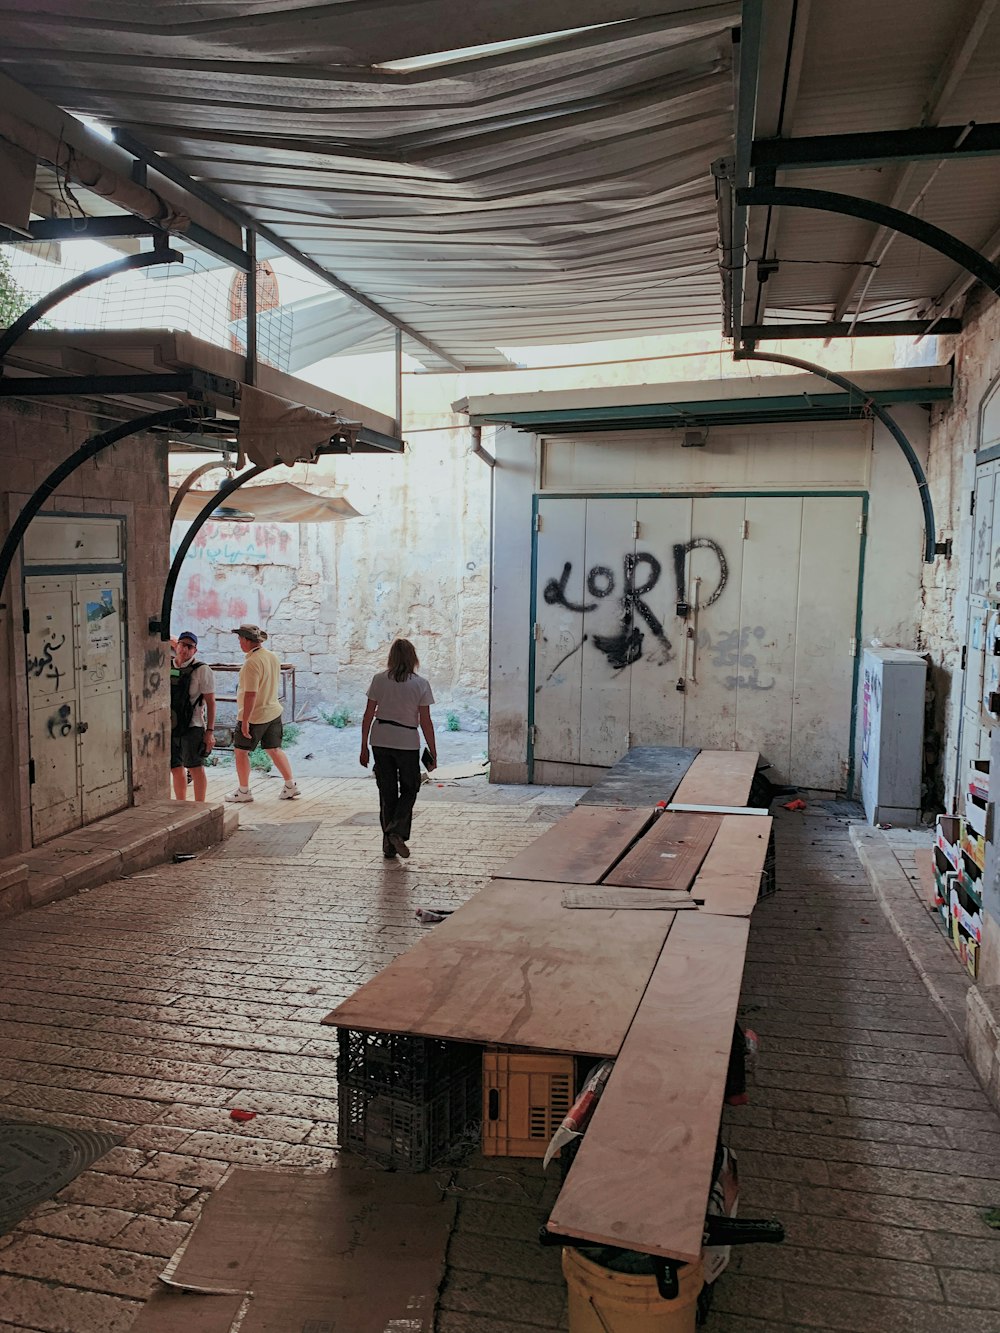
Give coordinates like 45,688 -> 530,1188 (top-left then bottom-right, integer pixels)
682,429 -> 707,448
211,505 -> 256,522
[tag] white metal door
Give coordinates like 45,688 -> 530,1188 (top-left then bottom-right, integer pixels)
579,498 -> 638,766
533,498 -> 587,764
25,572 -> 128,843
25,578 -> 81,841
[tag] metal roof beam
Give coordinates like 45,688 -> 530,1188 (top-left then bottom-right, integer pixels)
742,319 -> 962,340
112,129 -> 468,371
753,122 -> 1000,171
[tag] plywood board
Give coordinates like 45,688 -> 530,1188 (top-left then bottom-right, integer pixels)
670,749 -> 760,808
325,881 -> 677,1057
131,1165 -> 454,1332
577,745 -> 699,807
603,812 -> 720,891
548,912 -> 750,1263
495,806 -> 654,884
693,815 -> 773,916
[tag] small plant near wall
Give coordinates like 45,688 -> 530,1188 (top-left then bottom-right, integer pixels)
281,723 -> 302,746
446,711 -> 462,732
320,705 -> 353,728
250,749 -> 273,772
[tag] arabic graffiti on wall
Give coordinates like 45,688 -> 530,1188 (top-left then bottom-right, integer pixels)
173,521 -> 299,568
27,632 -> 67,691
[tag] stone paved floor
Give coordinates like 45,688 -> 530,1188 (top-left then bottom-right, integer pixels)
0,780 -> 998,1332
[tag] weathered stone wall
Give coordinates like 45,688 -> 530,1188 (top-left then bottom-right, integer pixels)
0,396 -> 171,857
920,292 -> 1000,805
170,426 -> 491,722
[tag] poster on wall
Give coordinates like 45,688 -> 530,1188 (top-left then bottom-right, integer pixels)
85,588 -> 118,656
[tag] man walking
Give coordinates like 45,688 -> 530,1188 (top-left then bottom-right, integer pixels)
170,631 -> 216,801
226,623 -> 300,804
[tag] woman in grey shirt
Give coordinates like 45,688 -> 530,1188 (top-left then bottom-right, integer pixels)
359,638 -> 437,860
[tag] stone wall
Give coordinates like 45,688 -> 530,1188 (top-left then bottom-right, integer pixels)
169,426 -> 491,723
0,396 -> 171,857
920,292 -> 1000,803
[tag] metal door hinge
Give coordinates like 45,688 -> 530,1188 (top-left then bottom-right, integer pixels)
741,519 -> 750,539
971,490 -> 977,515
532,622 -> 542,641
533,513 -> 542,532
632,520 -> 640,539
962,644 -> 968,671
849,637 -> 858,657
28,759 -> 35,785
529,724 -> 538,746
857,513 -> 867,535
22,607 -> 29,634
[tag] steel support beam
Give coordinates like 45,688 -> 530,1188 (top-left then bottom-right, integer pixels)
0,406 -> 192,603
0,246 -> 183,362
734,348 -> 937,563
0,371 -> 239,399
752,122 -> 1000,170
0,213 -> 252,272
743,319 -> 962,340
737,185 -> 1000,297
113,128 -> 467,372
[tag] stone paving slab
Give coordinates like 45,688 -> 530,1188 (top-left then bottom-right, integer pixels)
0,782 -> 998,1331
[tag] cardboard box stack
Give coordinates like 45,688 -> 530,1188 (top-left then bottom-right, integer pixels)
933,761 -> 987,979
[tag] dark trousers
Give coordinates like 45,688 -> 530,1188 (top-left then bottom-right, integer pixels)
372,746 -> 421,848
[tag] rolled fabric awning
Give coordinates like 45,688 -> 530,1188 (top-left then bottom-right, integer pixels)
170,481 -> 361,523
239,383 -> 356,466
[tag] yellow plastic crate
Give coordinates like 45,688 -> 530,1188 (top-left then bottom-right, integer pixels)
482,1049 -> 574,1158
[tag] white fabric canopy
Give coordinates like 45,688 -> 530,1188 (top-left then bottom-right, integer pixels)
170,482 -> 360,524
239,383 -> 355,467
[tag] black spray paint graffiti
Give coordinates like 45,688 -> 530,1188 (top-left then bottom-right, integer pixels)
27,632 -> 67,690
143,646 -> 165,701
47,704 -> 73,738
702,625 -> 775,691
543,540 -> 728,670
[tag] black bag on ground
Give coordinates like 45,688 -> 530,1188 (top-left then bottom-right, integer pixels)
170,662 -> 203,734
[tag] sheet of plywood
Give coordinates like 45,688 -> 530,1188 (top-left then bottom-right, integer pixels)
603,812 -> 720,891
547,912 -> 750,1263
670,749 -> 759,808
495,806 -> 654,883
694,815 -> 773,916
577,746 -> 699,807
324,881 -> 676,1057
562,888 -> 696,910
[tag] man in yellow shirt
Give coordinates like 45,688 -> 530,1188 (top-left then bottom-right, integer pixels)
226,623 -> 300,803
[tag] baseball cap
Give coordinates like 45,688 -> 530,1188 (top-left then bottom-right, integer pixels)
231,624 -> 267,643
178,631 -> 198,646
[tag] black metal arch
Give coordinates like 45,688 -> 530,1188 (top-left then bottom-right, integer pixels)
0,247 -> 183,363
155,463 -> 272,642
734,348 -> 937,564
736,185 -> 1000,298
0,406 -> 192,603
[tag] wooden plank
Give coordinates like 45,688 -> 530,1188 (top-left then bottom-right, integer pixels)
603,812 -> 720,891
494,806 -> 654,884
577,745 -> 699,807
547,912 -> 750,1263
693,815 -> 773,917
324,881 -> 676,1057
562,888 -> 696,910
670,749 -> 759,808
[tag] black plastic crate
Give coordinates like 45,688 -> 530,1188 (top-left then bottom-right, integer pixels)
337,1028 -> 479,1100
338,1065 -> 481,1170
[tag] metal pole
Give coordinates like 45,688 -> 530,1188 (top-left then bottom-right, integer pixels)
736,348 -> 937,563
0,406 -> 192,603
156,464 -> 270,640
394,328 -> 403,438
0,248 -> 183,362
245,228 -> 257,386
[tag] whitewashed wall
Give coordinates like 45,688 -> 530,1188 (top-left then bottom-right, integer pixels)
490,416 -> 928,786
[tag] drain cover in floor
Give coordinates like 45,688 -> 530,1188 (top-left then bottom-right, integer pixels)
0,1121 -> 121,1235
216,821 -> 321,858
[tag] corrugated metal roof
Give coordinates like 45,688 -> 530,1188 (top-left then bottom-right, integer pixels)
2,1 -> 740,370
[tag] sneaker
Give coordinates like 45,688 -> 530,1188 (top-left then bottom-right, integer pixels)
226,787 -> 254,803
279,782 -> 301,801
389,832 -> 410,859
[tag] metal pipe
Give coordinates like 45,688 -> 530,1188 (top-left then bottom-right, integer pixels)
0,406 -> 191,603
0,247 -> 183,362
156,463 -> 270,640
244,228 -> 257,387
469,425 -> 496,468
169,460 -> 228,523
736,348 -> 937,562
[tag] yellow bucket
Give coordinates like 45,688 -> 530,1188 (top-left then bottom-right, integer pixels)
563,1246 -> 703,1333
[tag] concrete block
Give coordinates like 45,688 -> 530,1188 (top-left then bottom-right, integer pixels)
966,985 -> 1000,1110
0,862 -> 30,920
222,807 -> 241,839
120,830 -> 170,874
26,869 -> 70,907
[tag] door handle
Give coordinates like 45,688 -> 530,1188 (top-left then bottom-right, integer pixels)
77,721 -> 89,734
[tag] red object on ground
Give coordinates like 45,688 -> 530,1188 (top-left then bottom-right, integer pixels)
782,799 -> 807,811
229,1108 -> 257,1122
656,801 -> 667,808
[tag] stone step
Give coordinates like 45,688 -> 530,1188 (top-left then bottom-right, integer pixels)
0,800 -> 237,920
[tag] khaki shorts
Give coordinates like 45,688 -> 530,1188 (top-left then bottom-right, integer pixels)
234,717 -> 284,751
